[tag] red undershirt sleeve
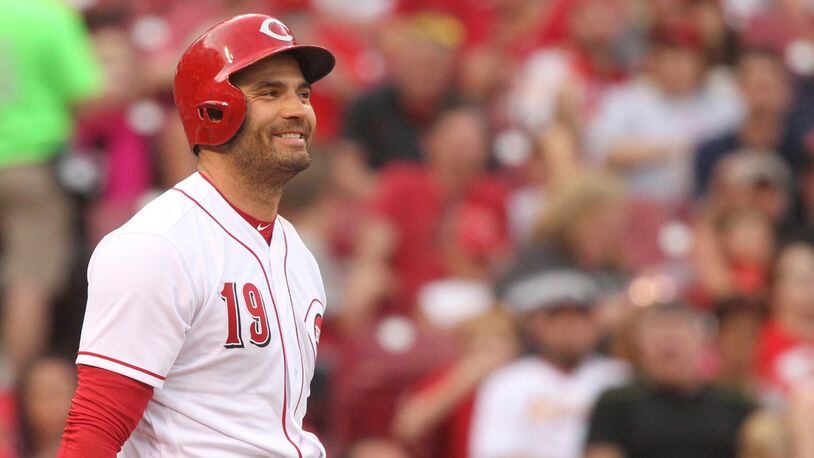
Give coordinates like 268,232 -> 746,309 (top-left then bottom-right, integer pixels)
58,364 -> 154,458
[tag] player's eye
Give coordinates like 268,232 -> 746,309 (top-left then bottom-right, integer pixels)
298,90 -> 311,100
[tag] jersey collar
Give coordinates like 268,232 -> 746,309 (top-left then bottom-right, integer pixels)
196,171 -> 275,244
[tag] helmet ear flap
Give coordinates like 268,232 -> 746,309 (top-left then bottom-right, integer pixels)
196,101 -> 229,123
191,84 -> 247,148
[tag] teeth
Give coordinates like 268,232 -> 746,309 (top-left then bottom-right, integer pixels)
275,133 -> 303,139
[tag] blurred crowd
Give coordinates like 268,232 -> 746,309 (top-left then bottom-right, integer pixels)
2,0 -> 814,457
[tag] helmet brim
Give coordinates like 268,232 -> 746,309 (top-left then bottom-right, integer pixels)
284,45 -> 336,83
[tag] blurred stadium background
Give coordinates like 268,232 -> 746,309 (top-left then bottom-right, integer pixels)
2,0 -> 814,457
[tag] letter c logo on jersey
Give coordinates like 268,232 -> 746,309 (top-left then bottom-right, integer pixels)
259,18 -> 294,42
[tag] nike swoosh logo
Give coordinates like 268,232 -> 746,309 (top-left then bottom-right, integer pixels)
257,223 -> 271,231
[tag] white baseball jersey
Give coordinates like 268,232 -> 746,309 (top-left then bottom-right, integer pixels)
469,356 -> 630,458
76,172 -> 327,457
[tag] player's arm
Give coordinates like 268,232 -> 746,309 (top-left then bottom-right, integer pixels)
59,232 -> 197,453
58,365 -> 153,457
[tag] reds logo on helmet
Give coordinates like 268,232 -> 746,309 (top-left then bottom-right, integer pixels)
259,18 -> 294,42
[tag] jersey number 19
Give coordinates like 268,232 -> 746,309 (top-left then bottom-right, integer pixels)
220,282 -> 271,348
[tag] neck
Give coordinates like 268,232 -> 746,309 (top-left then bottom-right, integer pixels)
197,160 -> 283,222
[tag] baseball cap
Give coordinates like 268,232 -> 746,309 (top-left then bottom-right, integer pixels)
502,269 -> 600,315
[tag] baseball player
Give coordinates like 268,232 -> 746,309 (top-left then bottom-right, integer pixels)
58,15 -> 334,457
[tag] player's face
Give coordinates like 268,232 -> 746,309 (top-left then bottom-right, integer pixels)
227,54 -> 317,184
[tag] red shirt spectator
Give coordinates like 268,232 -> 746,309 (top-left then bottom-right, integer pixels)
403,366 -> 476,458
754,241 -> 814,405
755,319 -> 814,401
373,162 -> 509,313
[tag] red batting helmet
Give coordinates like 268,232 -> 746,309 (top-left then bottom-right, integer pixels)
173,14 -> 335,152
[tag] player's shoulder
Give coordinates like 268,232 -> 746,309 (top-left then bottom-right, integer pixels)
111,174 -> 209,238
94,174 -> 212,258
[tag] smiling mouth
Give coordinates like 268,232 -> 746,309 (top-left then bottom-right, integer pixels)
272,132 -> 306,140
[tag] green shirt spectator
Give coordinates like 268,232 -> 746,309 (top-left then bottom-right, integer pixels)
0,0 -> 101,168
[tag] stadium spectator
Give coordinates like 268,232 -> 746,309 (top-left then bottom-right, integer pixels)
341,11 -> 465,169
505,123 -> 583,245
705,151 -> 793,225
392,309 -> 518,458
692,207 -> 776,304
738,382 -> 814,458
469,270 -> 630,458
585,303 -> 755,458
690,0 -> 738,66
755,239 -> 814,407
694,48 -> 800,197
76,18 -> 153,245
342,101 -> 508,330
17,356 -> 76,458
691,151 -> 792,307
0,0 -> 100,378
500,172 -> 631,320
737,409 -> 790,458
329,315 -> 457,452
587,20 -> 742,204
787,381 -> 814,458
508,0 -> 629,132
713,298 -> 766,395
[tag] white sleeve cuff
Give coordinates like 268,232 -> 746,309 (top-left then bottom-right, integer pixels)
76,351 -> 166,388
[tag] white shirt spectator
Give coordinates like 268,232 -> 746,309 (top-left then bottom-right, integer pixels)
587,72 -> 743,202
469,355 -> 630,458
